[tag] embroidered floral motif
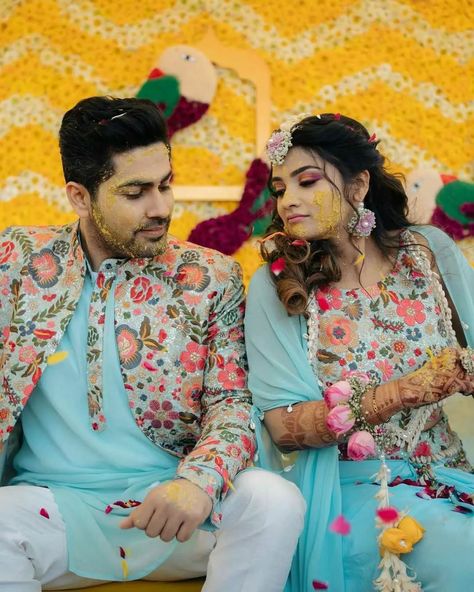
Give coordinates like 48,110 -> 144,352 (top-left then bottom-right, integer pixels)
130,277 -> 153,304
28,248 -> 62,288
316,232 -> 469,469
180,342 -> 208,373
0,241 -> 15,265
1,223 -> 255,510
115,325 -> 143,369
175,262 -> 211,291
143,399 -> 180,430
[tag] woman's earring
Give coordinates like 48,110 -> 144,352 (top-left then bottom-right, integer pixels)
347,203 -> 376,237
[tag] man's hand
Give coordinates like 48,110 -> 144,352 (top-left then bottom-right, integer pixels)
119,479 -> 212,542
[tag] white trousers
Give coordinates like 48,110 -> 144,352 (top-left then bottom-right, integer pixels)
0,470 -> 305,592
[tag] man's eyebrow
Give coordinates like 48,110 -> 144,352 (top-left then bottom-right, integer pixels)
116,170 -> 173,189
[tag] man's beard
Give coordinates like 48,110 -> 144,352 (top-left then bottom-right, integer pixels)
91,204 -> 170,259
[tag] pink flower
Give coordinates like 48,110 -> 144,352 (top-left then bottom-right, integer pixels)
330,514 -> 351,535
318,286 -> 343,309
326,405 -> 355,436
324,317 -> 355,347
375,359 -> 394,381
342,370 -> 370,384
217,362 -> 246,389
377,507 -> 400,524
18,346 -> 37,364
396,299 -> 426,326
0,240 -> 15,265
413,441 -> 432,458
324,381 -> 352,408
130,277 -> 152,303
347,430 -> 376,460
312,581 -> 329,590
180,341 -> 208,373
270,257 -> 286,276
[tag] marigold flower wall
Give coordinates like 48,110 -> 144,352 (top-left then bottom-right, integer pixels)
1,0 -> 473,282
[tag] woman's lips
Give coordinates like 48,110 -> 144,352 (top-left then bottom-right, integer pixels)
287,215 -> 308,224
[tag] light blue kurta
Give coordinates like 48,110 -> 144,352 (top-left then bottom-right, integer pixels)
246,226 -> 474,592
11,263 -> 183,580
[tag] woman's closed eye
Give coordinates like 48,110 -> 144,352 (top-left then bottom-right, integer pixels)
299,174 -> 323,188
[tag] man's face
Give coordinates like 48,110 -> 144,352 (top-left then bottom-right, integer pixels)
90,142 -> 174,259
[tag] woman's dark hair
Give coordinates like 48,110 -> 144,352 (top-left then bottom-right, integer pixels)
261,113 -> 413,315
59,96 -> 170,198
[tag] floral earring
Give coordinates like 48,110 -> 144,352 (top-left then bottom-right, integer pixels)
347,203 -> 376,237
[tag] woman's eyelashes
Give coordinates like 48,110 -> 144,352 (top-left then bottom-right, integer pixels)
299,174 -> 323,187
271,175 -> 323,198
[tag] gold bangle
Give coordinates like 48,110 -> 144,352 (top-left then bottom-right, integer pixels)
371,386 -> 386,424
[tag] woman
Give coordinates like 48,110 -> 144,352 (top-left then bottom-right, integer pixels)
245,113 -> 474,592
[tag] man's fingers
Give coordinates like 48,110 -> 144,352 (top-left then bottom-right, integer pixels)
158,516 -> 185,542
121,504 -> 155,531
176,520 -> 198,543
144,509 -> 168,538
119,515 -> 134,529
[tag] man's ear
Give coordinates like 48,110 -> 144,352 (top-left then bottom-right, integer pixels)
349,170 -> 370,206
65,182 -> 92,218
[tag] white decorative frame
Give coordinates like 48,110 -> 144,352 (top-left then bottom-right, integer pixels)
173,29 -> 271,202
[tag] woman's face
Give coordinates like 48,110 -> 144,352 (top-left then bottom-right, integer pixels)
271,147 -> 355,241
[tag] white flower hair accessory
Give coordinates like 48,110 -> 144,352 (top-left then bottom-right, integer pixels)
266,112 -> 313,166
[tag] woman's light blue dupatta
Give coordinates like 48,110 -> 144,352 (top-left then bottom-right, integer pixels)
245,226 -> 473,592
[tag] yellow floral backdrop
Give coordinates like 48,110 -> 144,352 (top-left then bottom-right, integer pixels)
1,0 -> 473,283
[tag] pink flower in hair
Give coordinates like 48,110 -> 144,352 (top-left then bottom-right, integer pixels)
266,130 -> 293,166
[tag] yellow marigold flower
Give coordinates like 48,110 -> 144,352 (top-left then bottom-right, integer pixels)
398,515 -> 425,545
380,527 -> 413,555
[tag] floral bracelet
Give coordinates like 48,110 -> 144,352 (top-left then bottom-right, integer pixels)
324,374 -> 385,460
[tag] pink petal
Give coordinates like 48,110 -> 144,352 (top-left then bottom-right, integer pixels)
376,507 -> 399,523
329,514 -> 351,535
270,257 -> 286,276
291,239 -> 307,246
313,581 -> 329,590
105,505 -> 113,514
39,508 -> 50,519
317,296 -> 330,311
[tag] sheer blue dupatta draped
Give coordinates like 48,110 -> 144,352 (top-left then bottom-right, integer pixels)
415,225 -> 474,347
245,265 -> 344,592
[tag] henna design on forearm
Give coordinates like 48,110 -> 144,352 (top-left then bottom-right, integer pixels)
362,348 -> 474,424
276,401 -> 338,451
399,348 -> 473,407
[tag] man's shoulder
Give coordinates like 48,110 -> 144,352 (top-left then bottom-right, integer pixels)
1,224 -> 73,244
157,236 -> 240,273
0,224 -> 74,270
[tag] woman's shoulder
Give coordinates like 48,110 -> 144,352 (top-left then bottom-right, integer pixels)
248,264 -> 272,294
408,224 -> 456,251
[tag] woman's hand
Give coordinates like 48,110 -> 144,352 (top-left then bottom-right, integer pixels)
399,347 -> 474,407
365,347 -> 474,424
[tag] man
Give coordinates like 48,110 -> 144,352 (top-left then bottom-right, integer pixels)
0,96 -> 305,591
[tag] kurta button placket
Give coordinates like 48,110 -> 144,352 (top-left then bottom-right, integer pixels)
87,259 -> 119,431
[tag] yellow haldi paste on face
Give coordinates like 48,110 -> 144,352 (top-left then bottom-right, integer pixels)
312,189 -> 341,238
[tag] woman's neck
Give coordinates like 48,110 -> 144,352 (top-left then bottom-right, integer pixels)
330,231 -> 400,290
